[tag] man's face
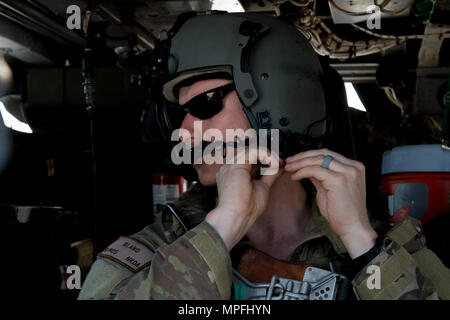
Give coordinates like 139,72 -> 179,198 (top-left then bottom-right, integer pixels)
178,78 -> 252,186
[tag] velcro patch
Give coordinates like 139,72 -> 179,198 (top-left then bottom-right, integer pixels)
98,236 -> 154,273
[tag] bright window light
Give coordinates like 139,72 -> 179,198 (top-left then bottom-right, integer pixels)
0,102 -> 32,133
0,55 -> 13,83
344,82 -> 366,112
212,0 -> 245,12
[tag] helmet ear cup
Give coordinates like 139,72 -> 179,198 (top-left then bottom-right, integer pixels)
154,98 -> 177,145
320,64 -> 356,159
141,96 -> 186,146
141,100 -> 166,147
141,97 -> 199,181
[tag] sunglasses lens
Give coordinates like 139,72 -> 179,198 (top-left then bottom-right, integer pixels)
180,83 -> 234,120
190,101 -> 222,119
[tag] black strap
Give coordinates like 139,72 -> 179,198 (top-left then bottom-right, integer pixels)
348,236 -> 386,279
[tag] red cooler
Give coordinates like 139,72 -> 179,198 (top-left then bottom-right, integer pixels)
380,145 -> 450,225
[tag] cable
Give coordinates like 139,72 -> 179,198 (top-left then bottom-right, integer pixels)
384,88 -> 403,112
295,1 -> 450,60
82,7 -> 99,258
351,23 -> 450,40
296,19 -> 408,59
301,20 -> 450,59
164,204 -> 189,233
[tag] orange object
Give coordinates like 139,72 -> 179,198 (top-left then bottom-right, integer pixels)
380,172 -> 450,225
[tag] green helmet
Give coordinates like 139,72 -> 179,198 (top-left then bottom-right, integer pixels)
160,11 -> 328,155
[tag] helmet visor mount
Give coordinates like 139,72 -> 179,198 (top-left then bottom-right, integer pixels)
162,65 -> 233,103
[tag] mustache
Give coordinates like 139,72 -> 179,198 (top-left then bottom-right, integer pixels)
179,137 -> 253,162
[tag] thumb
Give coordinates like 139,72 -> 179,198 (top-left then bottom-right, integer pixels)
259,158 -> 284,190
308,177 -> 321,190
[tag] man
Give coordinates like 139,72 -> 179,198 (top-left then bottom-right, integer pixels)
78,12 -> 450,300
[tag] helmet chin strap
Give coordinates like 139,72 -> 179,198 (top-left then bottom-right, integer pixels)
280,131 -> 325,160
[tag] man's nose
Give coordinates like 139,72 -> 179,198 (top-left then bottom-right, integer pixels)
180,113 -> 195,137
179,113 -> 203,143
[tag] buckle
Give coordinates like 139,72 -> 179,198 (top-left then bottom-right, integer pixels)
232,267 -> 347,300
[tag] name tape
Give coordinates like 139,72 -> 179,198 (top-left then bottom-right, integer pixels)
98,236 -> 154,272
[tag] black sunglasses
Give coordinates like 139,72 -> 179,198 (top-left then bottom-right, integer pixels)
179,83 -> 235,120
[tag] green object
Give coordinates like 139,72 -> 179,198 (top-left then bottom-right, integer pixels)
233,283 -> 247,300
412,0 -> 437,25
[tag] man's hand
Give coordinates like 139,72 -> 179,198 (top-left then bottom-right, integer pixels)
205,146 -> 283,251
284,148 -> 377,259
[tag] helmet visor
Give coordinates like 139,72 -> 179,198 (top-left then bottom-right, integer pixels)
162,65 -> 233,103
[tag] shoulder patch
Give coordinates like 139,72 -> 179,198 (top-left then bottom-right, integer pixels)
98,236 -> 154,273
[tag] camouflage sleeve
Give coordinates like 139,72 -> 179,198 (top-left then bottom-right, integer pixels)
77,255 -> 135,300
351,217 -> 450,300
79,221 -> 232,300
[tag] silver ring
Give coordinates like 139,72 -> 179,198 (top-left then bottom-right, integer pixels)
321,155 -> 334,169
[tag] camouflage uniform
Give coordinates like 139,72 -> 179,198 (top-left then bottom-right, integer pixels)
78,183 -> 450,300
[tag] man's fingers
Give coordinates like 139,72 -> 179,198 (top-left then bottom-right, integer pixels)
233,145 -> 281,168
284,154 -> 357,175
286,148 -> 363,171
290,165 -> 342,188
309,177 -> 321,191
